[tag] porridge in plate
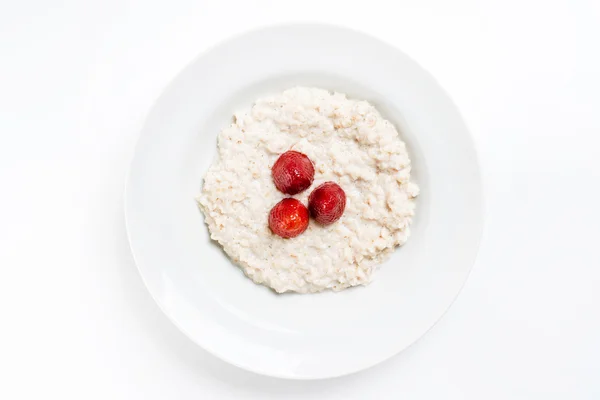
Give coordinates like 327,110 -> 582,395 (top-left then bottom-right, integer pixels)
197,87 -> 418,293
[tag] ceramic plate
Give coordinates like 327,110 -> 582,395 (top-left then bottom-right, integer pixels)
125,24 -> 483,379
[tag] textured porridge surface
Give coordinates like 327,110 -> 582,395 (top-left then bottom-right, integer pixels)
197,87 -> 418,293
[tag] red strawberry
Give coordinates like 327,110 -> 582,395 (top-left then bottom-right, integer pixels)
272,151 -> 315,195
268,198 -> 309,238
308,182 -> 346,225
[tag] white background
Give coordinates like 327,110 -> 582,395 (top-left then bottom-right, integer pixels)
1,0 -> 599,398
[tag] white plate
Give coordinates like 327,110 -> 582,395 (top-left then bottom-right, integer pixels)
125,24 -> 484,379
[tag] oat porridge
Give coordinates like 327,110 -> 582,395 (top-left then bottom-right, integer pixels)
197,87 -> 419,293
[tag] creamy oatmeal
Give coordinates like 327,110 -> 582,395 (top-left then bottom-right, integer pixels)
197,87 -> 418,293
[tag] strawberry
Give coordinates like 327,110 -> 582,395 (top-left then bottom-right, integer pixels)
268,198 -> 309,238
271,151 -> 315,195
308,182 -> 346,225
